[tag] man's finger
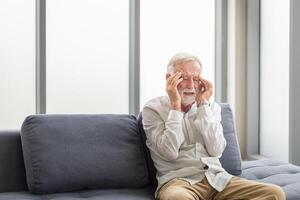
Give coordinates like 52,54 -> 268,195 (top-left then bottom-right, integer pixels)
206,80 -> 212,90
167,71 -> 178,84
169,71 -> 182,85
200,78 -> 208,91
171,74 -> 183,87
174,78 -> 183,86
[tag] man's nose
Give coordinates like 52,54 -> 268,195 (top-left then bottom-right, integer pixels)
186,78 -> 194,88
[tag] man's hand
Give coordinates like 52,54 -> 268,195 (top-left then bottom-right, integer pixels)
166,71 -> 183,111
196,77 -> 213,107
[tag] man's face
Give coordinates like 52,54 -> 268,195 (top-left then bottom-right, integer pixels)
174,61 -> 202,105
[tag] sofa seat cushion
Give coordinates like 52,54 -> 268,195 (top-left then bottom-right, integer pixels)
0,186 -> 156,200
241,158 -> 300,200
20,114 -> 149,194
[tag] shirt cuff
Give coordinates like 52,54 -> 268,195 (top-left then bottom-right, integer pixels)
196,101 -> 215,120
197,100 -> 210,107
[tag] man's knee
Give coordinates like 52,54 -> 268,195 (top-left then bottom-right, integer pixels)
265,184 -> 286,200
158,186 -> 196,200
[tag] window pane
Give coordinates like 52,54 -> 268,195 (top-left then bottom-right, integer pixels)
260,0 -> 289,161
46,0 -> 129,114
140,0 -> 215,108
0,0 -> 35,129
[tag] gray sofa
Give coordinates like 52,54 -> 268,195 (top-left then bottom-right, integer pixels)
0,103 -> 299,200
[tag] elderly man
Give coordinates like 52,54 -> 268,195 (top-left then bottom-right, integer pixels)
141,53 -> 285,200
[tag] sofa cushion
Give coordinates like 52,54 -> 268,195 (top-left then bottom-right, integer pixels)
137,103 -> 242,187
241,158 -> 300,200
0,130 -> 28,192
21,114 -> 149,194
0,186 -> 156,200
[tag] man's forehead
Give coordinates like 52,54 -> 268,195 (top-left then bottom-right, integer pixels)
175,61 -> 202,73
175,67 -> 202,76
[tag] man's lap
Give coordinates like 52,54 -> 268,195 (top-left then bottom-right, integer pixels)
157,176 -> 286,200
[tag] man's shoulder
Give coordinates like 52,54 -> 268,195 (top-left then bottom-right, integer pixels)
143,96 -> 170,110
141,96 -> 171,118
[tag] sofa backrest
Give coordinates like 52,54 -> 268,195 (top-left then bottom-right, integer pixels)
137,103 -> 242,187
218,103 -> 243,175
0,103 -> 241,193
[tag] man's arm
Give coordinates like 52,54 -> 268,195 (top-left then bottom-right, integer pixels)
142,106 -> 185,161
193,102 -> 226,158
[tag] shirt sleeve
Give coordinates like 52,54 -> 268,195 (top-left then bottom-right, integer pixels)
142,107 -> 185,161
193,101 -> 226,158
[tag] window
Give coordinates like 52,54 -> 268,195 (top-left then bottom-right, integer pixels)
0,0 -> 35,129
260,0 -> 289,161
0,0 -> 218,129
46,0 -> 129,114
140,0 -> 216,108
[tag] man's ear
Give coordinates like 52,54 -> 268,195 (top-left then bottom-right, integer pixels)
166,73 -> 171,80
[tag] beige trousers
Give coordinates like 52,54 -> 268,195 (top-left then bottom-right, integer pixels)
157,176 -> 286,200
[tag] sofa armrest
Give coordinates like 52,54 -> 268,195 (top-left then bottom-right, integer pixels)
0,130 -> 27,192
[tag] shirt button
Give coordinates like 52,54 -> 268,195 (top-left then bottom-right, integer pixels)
204,165 -> 209,170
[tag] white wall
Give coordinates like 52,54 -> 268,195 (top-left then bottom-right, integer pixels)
260,0 -> 289,162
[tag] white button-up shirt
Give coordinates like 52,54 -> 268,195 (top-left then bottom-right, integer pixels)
141,96 -> 233,198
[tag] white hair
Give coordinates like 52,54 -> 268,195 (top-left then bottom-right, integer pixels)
167,52 -> 203,73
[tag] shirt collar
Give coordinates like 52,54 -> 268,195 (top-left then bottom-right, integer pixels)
182,101 -> 197,115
